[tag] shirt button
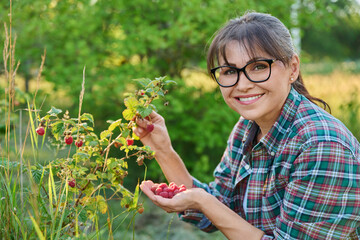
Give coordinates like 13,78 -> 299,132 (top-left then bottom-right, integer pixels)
244,165 -> 250,170
270,152 -> 275,156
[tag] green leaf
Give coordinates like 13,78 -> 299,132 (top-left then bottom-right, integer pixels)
47,106 -> 62,116
135,78 -> 152,87
165,80 -> 177,85
85,134 -> 97,142
80,113 -> 94,126
137,106 -> 152,118
122,109 -> 135,121
89,140 -> 99,147
51,121 -> 64,141
130,182 -> 140,209
122,128 -> 130,138
87,173 -> 97,180
124,96 -> 139,109
100,130 -> 112,140
73,152 -> 90,161
108,119 -> 122,132
97,195 -> 108,214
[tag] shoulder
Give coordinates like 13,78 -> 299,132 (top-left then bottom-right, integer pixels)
290,96 -> 360,157
228,117 -> 251,143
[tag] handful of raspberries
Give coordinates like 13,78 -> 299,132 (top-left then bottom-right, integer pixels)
151,182 -> 187,199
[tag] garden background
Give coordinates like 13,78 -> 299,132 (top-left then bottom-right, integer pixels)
1,0 -> 360,239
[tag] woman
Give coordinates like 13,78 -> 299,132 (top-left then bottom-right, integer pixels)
135,12 -> 360,239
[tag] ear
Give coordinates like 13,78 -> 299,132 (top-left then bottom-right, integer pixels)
289,54 -> 300,83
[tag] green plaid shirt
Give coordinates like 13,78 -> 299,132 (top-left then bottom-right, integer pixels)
180,87 -> 360,239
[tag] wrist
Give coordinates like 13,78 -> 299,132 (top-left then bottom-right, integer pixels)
154,145 -> 177,161
193,188 -> 212,211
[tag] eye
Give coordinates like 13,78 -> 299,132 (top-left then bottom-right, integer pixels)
222,67 -> 237,75
249,62 -> 269,71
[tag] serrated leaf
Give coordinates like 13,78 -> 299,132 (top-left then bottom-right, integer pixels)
80,113 -> 94,126
51,121 -> 64,141
122,128 -> 130,138
89,140 -> 99,147
86,173 -> 97,180
122,109 -> 135,121
165,80 -> 177,85
85,134 -> 97,142
124,96 -> 139,109
157,90 -> 164,97
108,119 -> 122,132
100,130 -> 112,140
64,119 -> 77,126
135,78 -> 152,87
47,106 -> 62,116
137,106 -> 152,118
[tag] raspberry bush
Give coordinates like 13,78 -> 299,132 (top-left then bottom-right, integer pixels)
30,76 -> 175,237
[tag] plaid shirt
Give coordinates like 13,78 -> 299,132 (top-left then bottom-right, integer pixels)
179,87 -> 360,239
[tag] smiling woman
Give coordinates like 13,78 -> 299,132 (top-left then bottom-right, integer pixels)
137,11 -> 360,240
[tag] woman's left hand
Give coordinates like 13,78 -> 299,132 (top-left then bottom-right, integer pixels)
140,180 -> 206,213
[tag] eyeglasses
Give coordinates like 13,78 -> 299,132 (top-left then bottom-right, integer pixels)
210,59 -> 276,87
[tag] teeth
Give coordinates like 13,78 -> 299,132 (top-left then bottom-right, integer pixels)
238,94 -> 262,102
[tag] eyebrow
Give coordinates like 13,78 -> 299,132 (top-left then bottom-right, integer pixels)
221,56 -> 266,67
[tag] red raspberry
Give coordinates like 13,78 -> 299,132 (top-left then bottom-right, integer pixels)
168,192 -> 174,199
173,189 -> 180,195
158,183 -> 167,189
146,124 -> 154,132
155,187 -> 163,195
68,179 -> 76,188
179,186 -> 186,192
168,184 -> 177,191
65,136 -> 73,145
75,140 -> 83,148
126,138 -> 134,146
36,127 -> 45,136
159,191 -> 169,198
151,183 -> 159,193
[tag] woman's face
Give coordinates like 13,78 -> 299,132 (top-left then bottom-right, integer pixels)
218,41 -> 299,132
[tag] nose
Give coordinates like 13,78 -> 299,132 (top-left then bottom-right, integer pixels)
235,71 -> 255,91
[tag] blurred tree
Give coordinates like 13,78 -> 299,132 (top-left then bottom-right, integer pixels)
1,0 -> 359,182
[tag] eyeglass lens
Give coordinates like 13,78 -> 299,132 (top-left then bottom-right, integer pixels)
213,60 -> 272,86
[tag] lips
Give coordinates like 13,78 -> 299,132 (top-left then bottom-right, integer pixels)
235,93 -> 264,105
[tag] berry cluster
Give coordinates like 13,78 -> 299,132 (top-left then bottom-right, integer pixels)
151,182 -> 187,199
36,125 -> 85,148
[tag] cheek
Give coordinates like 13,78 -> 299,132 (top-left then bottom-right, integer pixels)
220,88 -> 231,101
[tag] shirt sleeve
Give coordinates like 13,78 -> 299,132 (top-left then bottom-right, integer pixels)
272,141 -> 360,239
178,129 -> 240,232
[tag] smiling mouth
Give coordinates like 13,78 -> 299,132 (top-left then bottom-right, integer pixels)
236,94 -> 264,102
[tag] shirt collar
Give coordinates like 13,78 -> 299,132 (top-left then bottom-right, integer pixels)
259,87 -> 302,155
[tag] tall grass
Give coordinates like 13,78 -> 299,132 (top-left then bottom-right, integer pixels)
1,4 -> 142,239
304,71 -> 360,139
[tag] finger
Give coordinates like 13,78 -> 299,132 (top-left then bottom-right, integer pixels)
133,126 -> 146,138
135,117 -> 149,129
140,180 -> 154,189
140,180 -> 157,200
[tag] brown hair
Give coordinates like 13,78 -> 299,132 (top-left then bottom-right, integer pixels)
207,11 -> 330,112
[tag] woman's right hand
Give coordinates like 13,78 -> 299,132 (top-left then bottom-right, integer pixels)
135,111 -> 193,188
133,111 -> 173,155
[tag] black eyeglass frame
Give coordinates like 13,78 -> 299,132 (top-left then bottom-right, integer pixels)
210,59 -> 276,87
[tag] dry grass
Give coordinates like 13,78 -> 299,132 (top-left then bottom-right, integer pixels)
303,71 -> 360,117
